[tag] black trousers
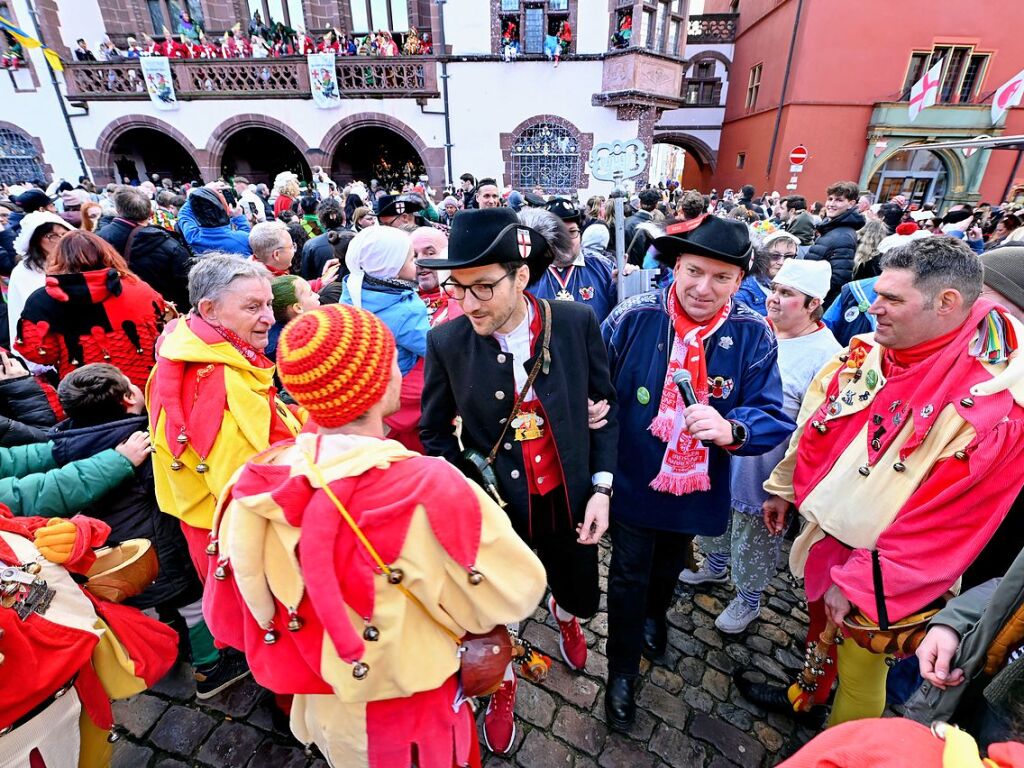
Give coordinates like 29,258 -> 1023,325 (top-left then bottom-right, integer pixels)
606,519 -> 693,676
518,491 -> 600,620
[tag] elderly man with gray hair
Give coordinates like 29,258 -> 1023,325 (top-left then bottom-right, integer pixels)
148,254 -> 305,585
249,220 -> 339,290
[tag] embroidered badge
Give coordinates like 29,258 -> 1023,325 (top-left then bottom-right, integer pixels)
859,392 -> 870,402
394,201 -> 406,214
920,404 -> 934,418
865,370 -> 879,389
841,391 -> 855,406
858,301 -> 871,312
637,386 -> 651,405
708,376 -> 734,399
844,306 -> 860,323
718,336 -> 734,350
517,228 -> 532,259
579,286 -> 595,301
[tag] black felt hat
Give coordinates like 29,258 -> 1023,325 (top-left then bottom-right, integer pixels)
523,192 -> 548,208
417,208 -> 551,281
652,214 -> 753,272
374,194 -> 424,218
544,198 -> 583,224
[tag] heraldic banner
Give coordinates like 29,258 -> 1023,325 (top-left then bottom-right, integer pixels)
308,52 -> 340,108
139,56 -> 178,111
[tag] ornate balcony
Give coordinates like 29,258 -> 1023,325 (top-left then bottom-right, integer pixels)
63,57 -> 439,101
594,48 -> 687,111
685,14 -> 738,44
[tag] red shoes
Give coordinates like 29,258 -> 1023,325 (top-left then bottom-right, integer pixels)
482,674 -> 517,754
549,595 -> 587,671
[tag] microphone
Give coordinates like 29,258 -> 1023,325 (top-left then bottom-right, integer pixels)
672,369 -> 713,447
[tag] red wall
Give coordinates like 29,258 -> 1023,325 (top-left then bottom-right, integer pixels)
711,0 -> 1024,201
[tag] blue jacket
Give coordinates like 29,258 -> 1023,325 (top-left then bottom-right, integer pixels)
734,275 -> 770,316
340,275 -> 429,376
601,289 -> 795,534
529,258 -> 617,324
823,276 -> 879,347
177,198 -> 252,256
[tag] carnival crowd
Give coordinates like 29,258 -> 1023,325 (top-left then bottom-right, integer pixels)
2,159 -> 1024,768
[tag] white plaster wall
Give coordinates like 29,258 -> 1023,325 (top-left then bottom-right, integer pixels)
1,0 -> 82,182
444,59 -> 638,197
575,0 -> 612,55
54,0 -> 106,51
442,0 -> 492,55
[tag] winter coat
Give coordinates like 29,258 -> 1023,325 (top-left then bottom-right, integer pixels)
784,211 -> 817,246
98,218 -> 193,310
300,227 -> 347,281
0,373 -> 59,447
340,275 -> 429,376
601,289 -> 794,534
623,210 -> 655,266
50,414 -> 200,609
16,268 -> 169,390
805,208 -> 866,304
177,193 -> 252,256
734,275 -> 771,316
0,440 -> 135,517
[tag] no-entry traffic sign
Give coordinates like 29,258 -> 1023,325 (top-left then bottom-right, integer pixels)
789,145 -> 808,165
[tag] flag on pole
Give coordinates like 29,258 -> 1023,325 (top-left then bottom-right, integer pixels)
0,13 -> 64,71
908,59 -> 944,121
992,69 -> 1024,124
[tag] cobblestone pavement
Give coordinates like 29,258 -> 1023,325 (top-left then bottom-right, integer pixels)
112,542 -> 817,767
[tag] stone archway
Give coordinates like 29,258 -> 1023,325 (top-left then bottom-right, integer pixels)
653,132 -> 717,189
91,116 -> 204,186
321,114 -> 444,191
206,114 -> 319,184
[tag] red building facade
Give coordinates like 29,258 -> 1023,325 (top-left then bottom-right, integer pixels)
708,0 -> 1024,208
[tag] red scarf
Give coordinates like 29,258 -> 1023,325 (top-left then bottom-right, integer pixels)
649,293 -> 731,495
212,323 -> 273,368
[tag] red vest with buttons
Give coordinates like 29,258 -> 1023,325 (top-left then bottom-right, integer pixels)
521,296 -> 564,497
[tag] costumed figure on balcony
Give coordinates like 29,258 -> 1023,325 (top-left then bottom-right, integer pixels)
611,12 -> 632,48
501,20 -> 518,62
0,32 -> 24,70
177,8 -> 200,42
403,27 -> 422,56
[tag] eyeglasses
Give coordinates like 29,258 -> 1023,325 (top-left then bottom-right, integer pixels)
567,228 -> 581,240
441,270 -> 515,301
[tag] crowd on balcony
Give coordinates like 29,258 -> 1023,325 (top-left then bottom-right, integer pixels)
66,8 -> 432,66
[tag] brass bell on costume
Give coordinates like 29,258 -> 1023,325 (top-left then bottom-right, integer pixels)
955,451 -> 968,461
263,627 -> 278,645
170,460 -> 183,471
177,431 -> 189,444
214,562 -> 229,580
960,397 -> 974,407
287,610 -> 303,632
893,462 -> 906,472
205,540 -> 218,556
387,568 -> 404,585
858,465 -> 871,477
352,661 -> 369,680
196,460 -> 209,474
468,567 -> 485,585
363,625 -> 380,642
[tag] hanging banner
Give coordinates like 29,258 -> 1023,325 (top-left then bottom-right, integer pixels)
308,52 -> 340,109
139,56 -> 178,111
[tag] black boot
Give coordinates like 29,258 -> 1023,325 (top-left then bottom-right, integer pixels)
641,616 -> 667,660
733,673 -> 827,726
605,674 -> 637,731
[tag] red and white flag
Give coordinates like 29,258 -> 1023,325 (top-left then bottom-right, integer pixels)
908,59 -> 944,122
992,69 -> 1024,124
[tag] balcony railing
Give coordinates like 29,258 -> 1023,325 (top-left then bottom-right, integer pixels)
686,14 -> 738,44
63,56 -> 439,101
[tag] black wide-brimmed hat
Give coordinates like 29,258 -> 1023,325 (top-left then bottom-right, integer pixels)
652,214 -> 753,272
417,208 -> 551,281
374,194 -> 424,218
545,198 -> 583,224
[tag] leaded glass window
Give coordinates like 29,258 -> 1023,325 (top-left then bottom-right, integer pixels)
510,123 -> 581,193
0,128 -> 44,185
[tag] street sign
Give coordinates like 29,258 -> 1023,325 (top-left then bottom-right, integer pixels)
588,139 -> 649,181
789,164 -> 804,174
963,135 -> 992,158
786,183 -> 798,190
789,145 -> 808,165
789,176 -> 798,184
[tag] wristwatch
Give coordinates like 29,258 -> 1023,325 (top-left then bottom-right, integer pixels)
592,484 -> 613,499
728,420 -> 748,448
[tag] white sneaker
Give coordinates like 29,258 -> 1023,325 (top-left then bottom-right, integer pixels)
678,562 -> 728,585
715,596 -> 760,634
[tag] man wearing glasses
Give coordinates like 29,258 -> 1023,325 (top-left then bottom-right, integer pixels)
419,208 -> 618,756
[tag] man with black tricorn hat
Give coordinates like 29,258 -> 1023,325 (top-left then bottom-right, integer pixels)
600,213 -> 794,730
419,208 -> 618,755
